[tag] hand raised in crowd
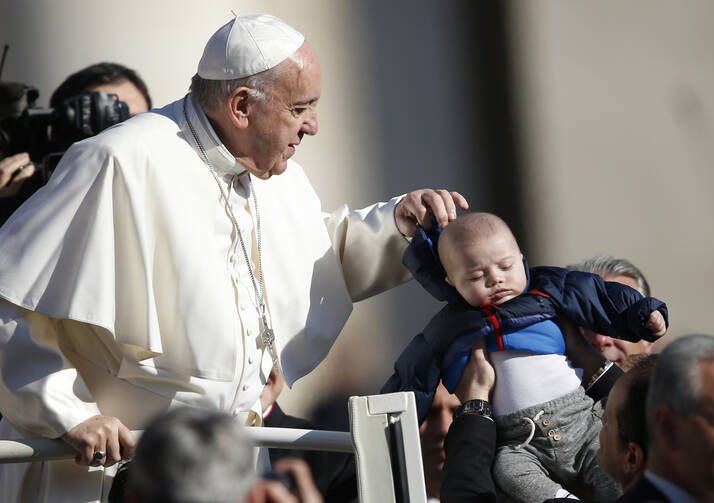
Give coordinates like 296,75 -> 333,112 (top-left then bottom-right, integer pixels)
246,458 -> 324,503
395,189 -> 469,237
61,414 -> 136,467
454,339 -> 495,403
0,152 -> 35,198
646,310 -> 667,338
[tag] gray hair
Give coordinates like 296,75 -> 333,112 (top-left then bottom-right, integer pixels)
189,64 -> 285,112
645,334 -> 714,449
567,255 -> 650,297
128,407 -> 256,503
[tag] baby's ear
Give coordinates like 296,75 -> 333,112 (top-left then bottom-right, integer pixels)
444,276 -> 453,286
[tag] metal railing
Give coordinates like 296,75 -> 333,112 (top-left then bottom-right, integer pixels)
0,427 -> 353,464
0,392 -> 426,503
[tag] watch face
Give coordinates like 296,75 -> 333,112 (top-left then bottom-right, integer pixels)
457,399 -> 492,419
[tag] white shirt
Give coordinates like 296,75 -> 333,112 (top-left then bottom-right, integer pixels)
491,351 -> 583,416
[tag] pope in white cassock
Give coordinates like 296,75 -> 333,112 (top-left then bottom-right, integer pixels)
0,13 -> 467,502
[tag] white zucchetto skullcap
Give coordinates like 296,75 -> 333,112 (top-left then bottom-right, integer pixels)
197,13 -> 305,80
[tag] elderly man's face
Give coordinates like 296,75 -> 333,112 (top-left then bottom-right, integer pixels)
581,274 -> 652,369
243,43 -> 321,179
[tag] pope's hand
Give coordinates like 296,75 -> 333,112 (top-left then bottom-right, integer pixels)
395,188 -> 468,237
61,415 -> 136,467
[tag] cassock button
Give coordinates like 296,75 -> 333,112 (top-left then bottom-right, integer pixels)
242,383 -> 250,391
248,355 -> 254,364
247,328 -> 253,336
239,304 -> 246,312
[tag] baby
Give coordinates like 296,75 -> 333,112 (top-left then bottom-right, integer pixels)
384,212 -> 667,502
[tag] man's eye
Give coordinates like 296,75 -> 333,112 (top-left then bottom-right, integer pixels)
471,276 -> 483,282
501,263 -> 513,270
292,107 -> 307,116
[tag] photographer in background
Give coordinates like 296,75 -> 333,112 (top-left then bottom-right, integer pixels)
49,62 -> 151,116
0,62 -> 151,223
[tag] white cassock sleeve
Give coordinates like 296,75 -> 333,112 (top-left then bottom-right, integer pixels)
324,196 -> 411,302
0,303 -> 102,438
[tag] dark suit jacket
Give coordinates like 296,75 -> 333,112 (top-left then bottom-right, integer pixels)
617,476 -> 671,503
265,403 -> 357,503
441,413 -> 499,502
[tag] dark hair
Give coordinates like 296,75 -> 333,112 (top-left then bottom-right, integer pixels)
616,354 -> 658,456
50,62 -> 152,109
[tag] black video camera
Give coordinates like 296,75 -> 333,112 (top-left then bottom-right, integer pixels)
0,82 -> 129,183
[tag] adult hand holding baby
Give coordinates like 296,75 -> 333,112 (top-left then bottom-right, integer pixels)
454,339 -> 495,403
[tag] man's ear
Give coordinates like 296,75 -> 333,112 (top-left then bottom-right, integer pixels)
227,87 -> 252,129
623,441 -> 646,476
653,404 -> 679,452
445,276 -> 453,286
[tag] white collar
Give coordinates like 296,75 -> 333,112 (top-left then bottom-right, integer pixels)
644,470 -> 698,503
182,94 -> 246,179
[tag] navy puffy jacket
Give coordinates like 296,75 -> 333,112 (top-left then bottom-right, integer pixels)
381,225 -> 668,422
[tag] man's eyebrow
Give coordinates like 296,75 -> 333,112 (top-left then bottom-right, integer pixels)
292,98 -> 319,107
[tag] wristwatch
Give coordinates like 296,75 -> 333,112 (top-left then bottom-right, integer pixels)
454,399 -> 493,420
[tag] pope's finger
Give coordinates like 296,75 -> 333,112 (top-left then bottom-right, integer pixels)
105,431 -> 122,467
118,425 -> 137,460
450,191 -> 469,210
421,190 -> 449,228
436,189 -> 457,220
402,193 -> 429,228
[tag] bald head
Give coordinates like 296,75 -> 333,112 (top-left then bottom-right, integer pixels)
438,213 -> 518,270
438,213 -> 526,307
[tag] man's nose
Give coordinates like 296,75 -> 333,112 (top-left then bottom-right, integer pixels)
437,410 -> 452,436
587,331 -> 613,351
301,110 -> 318,136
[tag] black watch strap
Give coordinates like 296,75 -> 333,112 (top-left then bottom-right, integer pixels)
454,399 -> 493,420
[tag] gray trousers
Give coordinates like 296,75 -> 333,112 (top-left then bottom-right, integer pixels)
493,387 -> 621,503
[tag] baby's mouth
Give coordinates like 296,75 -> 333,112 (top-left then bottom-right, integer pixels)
490,289 -> 512,302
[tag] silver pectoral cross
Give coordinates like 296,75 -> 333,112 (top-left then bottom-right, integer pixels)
261,315 -> 281,375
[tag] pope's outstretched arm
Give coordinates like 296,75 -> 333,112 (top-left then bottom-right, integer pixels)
325,188 -> 468,302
